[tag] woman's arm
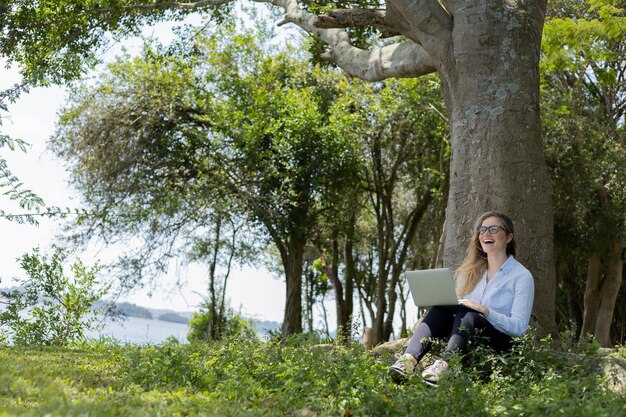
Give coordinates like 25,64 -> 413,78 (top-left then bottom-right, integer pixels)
486,271 -> 535,337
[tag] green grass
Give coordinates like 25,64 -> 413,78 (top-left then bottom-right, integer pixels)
0,336 -> 625,416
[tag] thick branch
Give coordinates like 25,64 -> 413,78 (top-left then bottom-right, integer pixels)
322,41 -> 436,81
274,0 -> 435,80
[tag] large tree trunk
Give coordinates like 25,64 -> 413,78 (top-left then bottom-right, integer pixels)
438,1 -> 557,336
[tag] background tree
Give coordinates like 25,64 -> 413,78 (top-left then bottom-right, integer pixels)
52,21 -> 360,335
542,0 -> 626,346
328,75 -> 447,344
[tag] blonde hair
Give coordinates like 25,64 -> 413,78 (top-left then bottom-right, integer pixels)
455,211 -> 517,296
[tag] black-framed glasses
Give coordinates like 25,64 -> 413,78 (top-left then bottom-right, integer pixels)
476,225 -> 506,235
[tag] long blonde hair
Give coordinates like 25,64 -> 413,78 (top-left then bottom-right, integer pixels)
455,211 -> 517,296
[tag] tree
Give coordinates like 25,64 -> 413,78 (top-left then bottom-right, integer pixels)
52,22 -> 360,335
5,0 -> 559,333
542,0 -> 626,346
270,0 -> 558,334
321,75 -> 448,344
187,214 -> 248,340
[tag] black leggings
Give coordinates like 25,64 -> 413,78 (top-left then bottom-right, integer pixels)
405,306 -> 513,363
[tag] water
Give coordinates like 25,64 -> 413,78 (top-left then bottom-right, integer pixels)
87,316 -> 190,345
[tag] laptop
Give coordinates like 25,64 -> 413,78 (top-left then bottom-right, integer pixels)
405,268 -> 460,308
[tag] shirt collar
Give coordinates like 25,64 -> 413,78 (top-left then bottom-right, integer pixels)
499,255 -> 516,274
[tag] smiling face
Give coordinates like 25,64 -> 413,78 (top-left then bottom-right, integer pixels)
478,216 -> 512,257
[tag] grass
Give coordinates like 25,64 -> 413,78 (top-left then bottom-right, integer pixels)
0,335 -> 625,416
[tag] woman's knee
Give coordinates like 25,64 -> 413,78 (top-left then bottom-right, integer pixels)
457,309 -> 484,332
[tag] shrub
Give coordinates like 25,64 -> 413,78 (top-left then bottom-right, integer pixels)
0,248 -> 109,346
187,302 -> 257,342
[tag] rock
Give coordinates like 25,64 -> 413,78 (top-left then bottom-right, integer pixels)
600,352 -> 626,394
370,337 -> 409,357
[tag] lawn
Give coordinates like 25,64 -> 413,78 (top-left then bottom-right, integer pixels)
1,336 -> 624,416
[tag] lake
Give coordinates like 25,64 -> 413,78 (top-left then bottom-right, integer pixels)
87,316 -> 190,345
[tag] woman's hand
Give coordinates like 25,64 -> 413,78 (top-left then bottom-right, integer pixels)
458,299 -> 489,317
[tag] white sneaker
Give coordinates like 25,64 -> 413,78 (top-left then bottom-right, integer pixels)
421,359 -> 449,384
388,354 -> 416,383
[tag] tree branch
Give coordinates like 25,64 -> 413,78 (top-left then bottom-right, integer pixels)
272,0 -> 436,80
118,0 -> 437,80
315,9 -> 400,38
123,0 -> 231,12
323,41 -> 436,81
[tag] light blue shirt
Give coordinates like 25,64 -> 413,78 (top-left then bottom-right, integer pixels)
459,255 -> 534,337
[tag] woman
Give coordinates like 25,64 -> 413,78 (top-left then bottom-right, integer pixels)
388,211 -> 534,384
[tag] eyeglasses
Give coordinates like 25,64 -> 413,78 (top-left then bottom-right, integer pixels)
476,225 -> 506,235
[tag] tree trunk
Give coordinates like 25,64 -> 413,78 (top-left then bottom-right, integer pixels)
595,235 -> 624,347
304,268 -> 314,333
282,234 -> 305,335
207,216 -> 222,340
331,238 -> 348,334
343,230 -> 355,334
581,252 -> 602,337
439,1 -> 557,336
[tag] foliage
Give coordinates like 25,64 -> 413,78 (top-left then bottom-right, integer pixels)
0,135 -> 45,224
324,74 -> 448,341
0,336 -> 624,416
187,302 -> 257,342
541,0 -> 626,341
0,0 -> 230,86
0,248 -> 109,346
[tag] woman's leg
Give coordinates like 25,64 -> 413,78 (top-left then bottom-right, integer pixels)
445,308 -> 513,356
404,306 -> 457,362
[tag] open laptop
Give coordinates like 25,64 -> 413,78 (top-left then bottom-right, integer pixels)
405,268 -> 460,308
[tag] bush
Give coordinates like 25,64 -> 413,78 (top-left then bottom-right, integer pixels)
187,302 -> 257,342
0,248 -> 109,346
